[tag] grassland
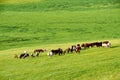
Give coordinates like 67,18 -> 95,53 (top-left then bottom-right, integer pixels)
0,0 -> 120,80
0,9 -> 120,50
0,40 -> 120,80
0,0 -> 41,4
0,0 -> 119,11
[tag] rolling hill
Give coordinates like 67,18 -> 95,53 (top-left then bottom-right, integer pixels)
0,0 -> 120,11
0,0 -> 120,80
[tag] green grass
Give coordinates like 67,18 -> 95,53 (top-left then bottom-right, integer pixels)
0,0 -> 40,4
0,0 -> 120,50
0,40 -> 120,80
0,0 -> 120,80
0,9 -> 120,50
0,0 -> 120,11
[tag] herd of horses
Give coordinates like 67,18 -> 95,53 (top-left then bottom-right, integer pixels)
14,41 -> 111,59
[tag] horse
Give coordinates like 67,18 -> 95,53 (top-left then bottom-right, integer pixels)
34,49 -> 46,56
102,41 -> 111,48
71,45 -> 76,51
34,49 -> 45,53
64,48 -> 71,54
51,48 -> 63,55
19,53 -> 29,59
94,42 -> 102,47
14,54 -> 18,58
47,51 -> 53,57
31,53 -> 35,57
81,43 -> 91,49
75,45 -> 81,53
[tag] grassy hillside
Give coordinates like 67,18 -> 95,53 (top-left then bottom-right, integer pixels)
0,0 -> 40,4
0,9 -> 120,50
0,0 -> 120,50
0,40 -> 120,80
0,0 -> 120,80
0,0 -> 120,11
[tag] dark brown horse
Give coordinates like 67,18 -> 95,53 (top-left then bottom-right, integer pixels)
95,42 -> 102,47
81,43 -> 91,49
34,49 -> 45,53
51,48 -> 63,55
34,49 -> 46,57
75,47 -> 80,53
64,48 -> 71,54
75,44 -> 81,53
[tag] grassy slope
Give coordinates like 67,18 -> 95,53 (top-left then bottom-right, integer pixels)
0,40 -> 120,80
0,0 -> 120,11
0,0 -> 40,4
0,9 -> 120,50
0,0 -> 120,50
0,0 -> 120,80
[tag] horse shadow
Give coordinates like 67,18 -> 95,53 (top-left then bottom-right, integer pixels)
111,46 -> 120,48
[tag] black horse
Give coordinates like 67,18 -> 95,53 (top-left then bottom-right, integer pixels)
19,53 -> 29,59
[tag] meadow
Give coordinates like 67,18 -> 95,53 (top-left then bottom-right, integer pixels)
0,0 -> 120,80
0,9 -> 120,50
0,40 -> 120,80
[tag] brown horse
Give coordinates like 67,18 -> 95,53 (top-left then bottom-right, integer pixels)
81,43 -> 91,49
14,54 -> 18,58
34,49 -> 45,53
75,45 -> 81,53
64,48 -> 71,54
51,48 -> 63,55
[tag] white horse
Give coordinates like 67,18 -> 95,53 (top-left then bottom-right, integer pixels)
47,51 -> 53,57
102,42 -> 111,48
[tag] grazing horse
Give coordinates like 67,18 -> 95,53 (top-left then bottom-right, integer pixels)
19,53 -> 29,59
64,48 -> 71,54
89,42 -> 97,47
71,45 -> 76,51
75,45 -> 81,53
34,49 -> 46,56
51,48 -> 63,55
71,45 -> 76,52
51,49 -> 59,55
95,42 -> 102,47
81,43 -> 90,49
76,44 -> 81,53
102,41 -> 111,48
14,54 -> 18,58
58,48 -> 63,55
31,53 -> 35,57
47,51 -> 53,57
34,49 -> 45,53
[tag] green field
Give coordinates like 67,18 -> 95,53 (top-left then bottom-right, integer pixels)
0,40 -> 120,80
0,0 -> 120,80
0,9 -> 120,50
